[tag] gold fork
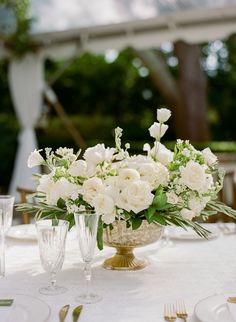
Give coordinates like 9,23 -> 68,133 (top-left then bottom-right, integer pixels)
164,304 -> 177,322
176,300 -> 188,321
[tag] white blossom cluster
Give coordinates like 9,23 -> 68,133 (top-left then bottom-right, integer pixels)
27,108 -> 221,226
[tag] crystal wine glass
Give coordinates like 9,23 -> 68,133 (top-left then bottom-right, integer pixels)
36,219 -> 69,295
0,195 -> 15,278
74,210 -> 102,304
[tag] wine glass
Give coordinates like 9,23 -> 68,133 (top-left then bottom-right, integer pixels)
0,195 -> 14,277
74,210 -> 102,304
36,219 -> 69,295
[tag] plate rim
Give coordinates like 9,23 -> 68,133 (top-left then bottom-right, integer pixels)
194,292 -> 236,322
6,224 -> 37,241
0,292 -> 50,322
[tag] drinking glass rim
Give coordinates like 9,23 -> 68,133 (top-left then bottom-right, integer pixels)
35,219 -> 69,227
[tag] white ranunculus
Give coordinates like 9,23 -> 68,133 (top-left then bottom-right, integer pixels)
45,178 -> 78,206
37,174 -> 54,194
188,196 -> 204,215
180,208 -> 195,220
139,162 -> 169,188
202,148 -> 217,166
84,144 -> 115,165
148,122 -> 168,139
68,160 -> 87,177
117,168 -> 140,188
180,161 -> 207,192
93,194 -> 115,217
166,191 -> 179,205
157,108 -> 171,123
150,142 -> 173,165
27,150 -> 44,168
82,177 -> 104,204
116,180 -> 154,214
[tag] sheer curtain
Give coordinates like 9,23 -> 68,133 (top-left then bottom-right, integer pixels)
8,53 -> 44,199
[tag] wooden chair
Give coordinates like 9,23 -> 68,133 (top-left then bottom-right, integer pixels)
17,187 -> 35,224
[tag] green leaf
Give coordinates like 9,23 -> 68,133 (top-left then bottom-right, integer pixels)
145,206 -> 156,223
57,198 -> 66,209
152,213 -> 166,225
97,217 -> 104,250
152,194 -> 168,210
131,217 -> 142,230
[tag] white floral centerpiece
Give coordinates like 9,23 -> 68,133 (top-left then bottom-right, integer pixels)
18,108 -> 236,249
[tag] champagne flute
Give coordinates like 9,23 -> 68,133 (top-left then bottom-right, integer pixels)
36,219 -> 69,295
74,210 -> 102,304
0,195 -> 14,277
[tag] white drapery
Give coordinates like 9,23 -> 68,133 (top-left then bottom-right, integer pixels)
8,53 -> 43,198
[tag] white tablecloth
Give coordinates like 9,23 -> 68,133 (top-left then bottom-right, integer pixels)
2,225 -> 236,322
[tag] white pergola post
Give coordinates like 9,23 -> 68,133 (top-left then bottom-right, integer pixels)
8,53 -> 44,198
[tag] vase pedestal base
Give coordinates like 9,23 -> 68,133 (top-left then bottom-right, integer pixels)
103,246 -> 147,270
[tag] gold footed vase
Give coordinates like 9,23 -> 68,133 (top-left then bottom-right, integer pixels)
103,220 -> 163,270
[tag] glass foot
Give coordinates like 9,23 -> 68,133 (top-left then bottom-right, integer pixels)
75,293 -> 102,304
39,285 -> 67,295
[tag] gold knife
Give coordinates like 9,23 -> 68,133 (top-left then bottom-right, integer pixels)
59,304 -> 70,322
72,305 -> 83,322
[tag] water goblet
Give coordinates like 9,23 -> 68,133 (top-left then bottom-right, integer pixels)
36,219 -> 69,295
74,210 -> 102,304
0,195 -> 15,277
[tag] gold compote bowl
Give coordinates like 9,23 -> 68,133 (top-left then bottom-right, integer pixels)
103,220 -> 163,270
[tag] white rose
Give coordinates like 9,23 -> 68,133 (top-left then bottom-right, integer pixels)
157,108 -> 171,123
139,162 -> 169,188
150,142 -> 173,165
68,160 -> 87,177
27,149 -> 44,168
93,194 -> 115,217
118,168 -> 140,188
202,148 -> 217,166
180,208 -> 195,220
84,144 -> 115,165
148,122 -> 168,139
116,180 -> 154,214
188,197 -> 204,215
82,177 -> 104,204
166,192 -> 179,205
180,161 -> 207,192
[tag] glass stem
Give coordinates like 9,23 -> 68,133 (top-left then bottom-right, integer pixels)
50,272 -> 57,290
84,261 -> 92,297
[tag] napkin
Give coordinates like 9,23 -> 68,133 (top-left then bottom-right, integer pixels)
227,300 -> 236,321
0,299 -> 14,322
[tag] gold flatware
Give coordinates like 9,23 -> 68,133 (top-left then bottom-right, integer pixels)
59,304 -> 70,322
72,305 -> 83,322
176,300 -> 188,321
164,304 -> 177,322
227,297 -> 236,304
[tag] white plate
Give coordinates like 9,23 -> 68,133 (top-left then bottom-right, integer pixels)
195,293 -> 236,322
170,224 -> 219,240
6,224 -> 37,241
0,293 -> 50,322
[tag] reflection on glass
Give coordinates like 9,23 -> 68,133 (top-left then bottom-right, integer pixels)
0,195 -> 14,277
36,219 -> 69,295
74,210 -> 101,304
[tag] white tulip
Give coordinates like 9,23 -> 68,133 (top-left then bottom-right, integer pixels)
157,108 -> 171,123
27,150 -> 44,168
150,142 -> 173,165
149,122 -> 168,139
